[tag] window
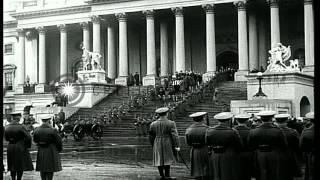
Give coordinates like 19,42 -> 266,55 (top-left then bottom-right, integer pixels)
4,44 -> 14,55
4,72 -> 13,90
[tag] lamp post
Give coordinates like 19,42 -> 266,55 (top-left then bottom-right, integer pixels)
253,72 -> 267,97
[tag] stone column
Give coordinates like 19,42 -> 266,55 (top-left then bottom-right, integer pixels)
37,26 -> 46,84
80,22 -> 90,51
16,29 -> 26,93
202,4 -> 216,82
143,10 -> 157,86
92,15 -> 101,54
248,12 -> 259,71
303,0 -> 314,75
268,0 -> 280,48
160,21 -> 169,77
58,24 -> 68,81
115,13 -> 129,86
172,7 -> 185,72
107,22 -> 116,79
234,1 -> 249,81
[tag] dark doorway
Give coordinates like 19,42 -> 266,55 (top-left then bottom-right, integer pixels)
300,96 -> 310,117
216,51 -> 238,71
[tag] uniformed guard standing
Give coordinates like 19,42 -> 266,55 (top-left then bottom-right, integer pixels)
186,112 -> 209,180
149,107 -> 180,180
205,112 -> 243,180
300,112 -> 315,180
247,111 -> 290,180
233,113 -> 253,180
274,114 -> 302,179
33,115 -> 63,180
4,112 -> 34,180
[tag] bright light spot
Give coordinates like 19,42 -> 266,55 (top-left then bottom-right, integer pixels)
60,82 -> 75,98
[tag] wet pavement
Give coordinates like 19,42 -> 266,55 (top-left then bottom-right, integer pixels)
3,136 -> 195,180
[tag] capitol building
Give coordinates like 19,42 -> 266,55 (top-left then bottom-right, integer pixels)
3,0 -> 314,117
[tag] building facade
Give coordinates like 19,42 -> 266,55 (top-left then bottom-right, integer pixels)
3,0 -> 314,114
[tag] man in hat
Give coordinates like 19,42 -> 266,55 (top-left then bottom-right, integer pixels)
4,112 -> 34,180
274,114 -> 302,179
149,107 -> 180,179
205,112 -> 243,180
33,115 -> 63,180
300,112 -> 314,180
247,111 -> 290,180
233,113 -> 253,180
185,112 -> 209,180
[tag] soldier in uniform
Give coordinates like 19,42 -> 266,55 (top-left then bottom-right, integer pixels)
233,113 -> 253,180
205,112 -> 243,180
149,107 -> 180,179
185,112 -> 209,180
33,115 -> 63,180
300,112 -> 315,180
4,112 -> 34,180
247,111 -> 290,180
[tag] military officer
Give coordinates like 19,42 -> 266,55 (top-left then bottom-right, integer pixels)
233,113 -> 253,180
247,111 -> 290,180
149,107 -> 180,180
205,112 -> 243,180
300,112 -> 315,180
33,115 -> 63,180
274,114 -> 302,179
185,112 -> 209,180
4,112 -> 34,180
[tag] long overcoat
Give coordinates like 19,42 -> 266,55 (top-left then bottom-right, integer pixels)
247,122 -> 290,180
4,122 -> 34,171
278,124 -> 302,178
205,124 -> 243,180
300,124 -> 315,180
233,124 -> 253,180
185,122 -> 209,177
33,123 -> 63,172
149,118 -> 180,166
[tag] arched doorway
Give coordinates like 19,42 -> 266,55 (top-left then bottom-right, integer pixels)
300,96 -> 310,117
216,51 -> 238,71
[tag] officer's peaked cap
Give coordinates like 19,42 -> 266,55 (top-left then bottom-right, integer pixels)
189,112 -> 207,118
305,112 -> 314,119
41,115 -> 52,121
155,107 -> 169,114
257,110 -> 276,117
234,113 -> 251,119
214,112 -> 233,121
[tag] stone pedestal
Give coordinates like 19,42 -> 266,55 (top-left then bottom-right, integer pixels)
234,70 -> 248,81
143,75 -> 159,87
35,84 -> 46,93
115,76 -> 128,86
77,70 -> 107,84
202,72 -> 216,83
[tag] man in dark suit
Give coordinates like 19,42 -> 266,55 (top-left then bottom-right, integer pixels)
205,112 -> 243,180
149,107 -> 180,180
33,115 -> 63,180
134,72 -> 140,86
300,112 -> 315,180
4,112 -> 34,180
185,112 -> 209,180
233,113 -> 253,180
248,111 -> 290,180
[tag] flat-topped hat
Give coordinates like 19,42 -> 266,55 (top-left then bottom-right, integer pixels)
305,112 -> 314,119
257,110 -> 276,117
275,114 -> 290,123
41,115 -> 52,121
155,107 -> 169,114
214,112 -> 233,121
190,112 -> 207,122
235,113 -> 250,123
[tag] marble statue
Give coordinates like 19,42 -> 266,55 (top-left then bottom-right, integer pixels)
82,47 -> 102,71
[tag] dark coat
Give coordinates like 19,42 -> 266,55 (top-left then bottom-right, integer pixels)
278,124 -> 302,178
185,122 -> 209,177
247,122 -> 290,180
300,124 -> 315,180
234,124 -> 253,180
149,118 -> 180,166
4,122 -> 34,171
33,123 -> 63,172
205,124 -> 243,180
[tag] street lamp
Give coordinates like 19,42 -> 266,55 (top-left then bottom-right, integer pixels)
253,72 -> 267,97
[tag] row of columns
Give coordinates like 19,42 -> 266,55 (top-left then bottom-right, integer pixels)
15,0 -> 315,87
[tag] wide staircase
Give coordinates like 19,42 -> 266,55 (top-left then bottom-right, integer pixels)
174,81 -> 248,135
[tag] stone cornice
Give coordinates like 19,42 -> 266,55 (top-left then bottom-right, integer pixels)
3,21 -> 17,28
10,5 -> 91,20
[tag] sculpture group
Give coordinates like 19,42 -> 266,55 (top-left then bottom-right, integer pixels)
81,47 -> 102,71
